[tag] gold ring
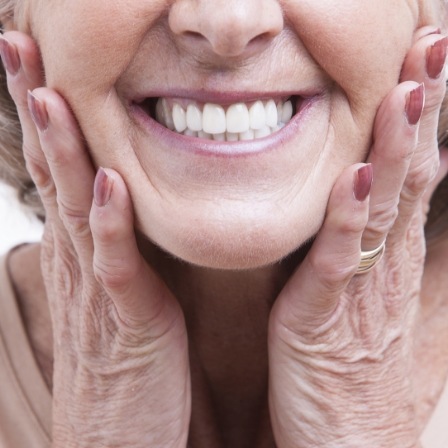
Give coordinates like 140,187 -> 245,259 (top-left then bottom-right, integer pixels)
356,240 -> 386,274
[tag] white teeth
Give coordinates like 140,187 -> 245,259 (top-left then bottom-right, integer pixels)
183,129 -> 198,137
203,104 -> 226,134
254,126 -> 271,139
152,96 -> 296,142
282,100 -> 293,124
173,104 -> 187,133
198,130 -> 212,139
156,99 -> 175,131
276,102 -> 283,122
226,132 -> 239,141
213,133 -> 226,141
249,101 -> 266,130
186,104 -> 203,132
226,103 -> 250,133
265,100 -> 278,128
239,129 -> 255,141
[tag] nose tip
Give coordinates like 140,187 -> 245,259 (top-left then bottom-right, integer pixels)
169,0 -> 283,58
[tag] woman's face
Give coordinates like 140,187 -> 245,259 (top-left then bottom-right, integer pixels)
27,0 -> 432,268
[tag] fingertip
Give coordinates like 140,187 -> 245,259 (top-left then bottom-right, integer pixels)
28,89 -> 49,132
93,167 -> 114,208
0,35 -> 21,76
354,163 -> 373,202
0,31 -> 42,84
90,167 -> 134,238
92,167 -> 132,214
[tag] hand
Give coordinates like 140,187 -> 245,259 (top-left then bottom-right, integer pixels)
0,31 -> 191,448
268,28 -> 447,448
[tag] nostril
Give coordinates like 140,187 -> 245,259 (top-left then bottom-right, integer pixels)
249,32 -> 271,46
184,31 -> 206,41
247,32 -> 274,52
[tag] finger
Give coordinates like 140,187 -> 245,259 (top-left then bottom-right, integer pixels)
90,168 -> 183,334
0,32 -> 52,201
28,88 -> 95,264
272,163 -> 371,334
361,82 -> 423,250
396,34 -> 447,230
422,147 -> 448,216
423,148 -> 448,241
402,34 -> 447,112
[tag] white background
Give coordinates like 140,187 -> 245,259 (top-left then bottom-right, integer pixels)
0,182 -> 43,256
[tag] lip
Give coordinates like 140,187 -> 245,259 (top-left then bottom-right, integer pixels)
129,91 -> 324,157
131,89 -> 321,105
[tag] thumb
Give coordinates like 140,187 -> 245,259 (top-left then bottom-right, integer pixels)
271,164 -> 371,336
89,168 -> 182,335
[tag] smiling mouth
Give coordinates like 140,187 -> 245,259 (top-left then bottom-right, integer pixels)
137,96 -> 301,142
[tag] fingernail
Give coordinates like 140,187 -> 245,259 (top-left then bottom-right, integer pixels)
405,83 -> 425,126
426,36 -> 448,79
94,168 -> 114,207
354,164 -> 373,202
27,90 -> 49,132
0,37 -> 20,75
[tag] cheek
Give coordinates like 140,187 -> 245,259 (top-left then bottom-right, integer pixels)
286,0 -> 416,110
34,1 -> 166,97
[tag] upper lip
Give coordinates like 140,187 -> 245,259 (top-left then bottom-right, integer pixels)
130,88 -> 323,106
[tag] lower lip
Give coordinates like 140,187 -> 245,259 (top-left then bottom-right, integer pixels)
130,95 -> 321,158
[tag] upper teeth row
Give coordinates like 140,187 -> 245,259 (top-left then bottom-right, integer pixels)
155,98 -> 294,139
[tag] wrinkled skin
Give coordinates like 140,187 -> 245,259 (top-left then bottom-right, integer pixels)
1,0 -> 448,447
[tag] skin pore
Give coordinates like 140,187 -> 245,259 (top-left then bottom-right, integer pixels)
5,0 -> 448,445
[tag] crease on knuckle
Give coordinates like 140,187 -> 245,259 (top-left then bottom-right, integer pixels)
93,217 -> 125,243
367,202 -> 399,237
52,250 -> 81,304
404,154 -> 440,197
23,146 -> 51,186
309,251 -> 357,286
58,198 -> 90,237
93,259 -> 136,292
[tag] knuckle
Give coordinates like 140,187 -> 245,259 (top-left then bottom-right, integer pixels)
51,246 -> 81,303
309,250 -> 357,286
58,198 -> 90,238
367,201 -> 399,236
93,259 -> 136,292
92,215 -> 124,243
404,154 -> 440,197
23,145 -> 50,185
334,213 -> 366,235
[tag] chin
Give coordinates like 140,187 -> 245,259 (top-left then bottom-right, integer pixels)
136,208 -> 321,270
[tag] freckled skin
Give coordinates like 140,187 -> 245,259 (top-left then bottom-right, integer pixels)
28,0 -> 424,269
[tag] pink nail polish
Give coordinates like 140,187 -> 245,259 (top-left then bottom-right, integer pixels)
354,164 -> 373,202
426,36 -> 448,79
0,37 -> 20,75
405,84 -> 425,126
27,91 -> 49,132
94,168 -> 113,207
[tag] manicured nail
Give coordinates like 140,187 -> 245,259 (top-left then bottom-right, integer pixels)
405,83 -> 425,126
94,168 -> 114,207
0,37 -> 20,75
354,164 -> 373,202
426,36 -> 448,79
27,91 -> 49,132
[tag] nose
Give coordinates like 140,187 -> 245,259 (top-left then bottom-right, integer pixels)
168,0 -> 284,59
